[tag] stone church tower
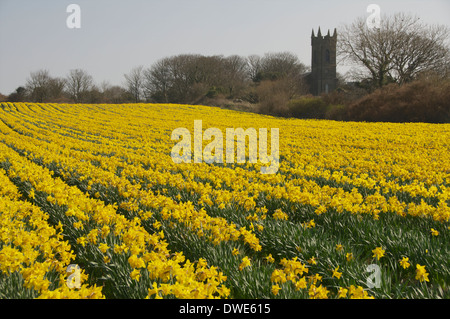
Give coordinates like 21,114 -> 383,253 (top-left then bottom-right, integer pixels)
309,27 -> 337,95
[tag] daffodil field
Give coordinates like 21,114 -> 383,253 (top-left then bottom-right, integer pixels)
0,102 -> 449,299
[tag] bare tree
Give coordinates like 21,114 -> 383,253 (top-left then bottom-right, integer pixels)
222,55 -> 249,97
48,77 -> 67,101
168,54 -> 203,103
124,65 -> 144,102
338,12 -> 450,89
251,52 -> 307,82
144,54 -> 210,103
66,69 -> 93,102
392,22 -> 450,83
25,69 -> 52,102
247,55 -> 262,82
143,58 -> 172,103
100,81 -> 129,103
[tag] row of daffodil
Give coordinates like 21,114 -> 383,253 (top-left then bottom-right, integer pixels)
1,102 -> 448,225
0,104 -> 263,252
0,102 -> 370,299
1,103 -> 448,256
0,142 -> 346,299
1,102 -> 448,298
2,102 -> 448,241
0,141 -> 230,299
0,168 -> 104,298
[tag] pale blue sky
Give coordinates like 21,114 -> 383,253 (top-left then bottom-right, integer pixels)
0,0 -> 449,94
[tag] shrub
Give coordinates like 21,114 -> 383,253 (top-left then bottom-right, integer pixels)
287,96 -> 328,119
258,92 -> 290,117
347,76 -> 450,123
206,86 -> 219,99
255,80 -> 292,117
325,104 -> 348,121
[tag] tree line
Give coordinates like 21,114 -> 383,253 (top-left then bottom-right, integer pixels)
4,69 -> 131,104
1,51 -> 309,105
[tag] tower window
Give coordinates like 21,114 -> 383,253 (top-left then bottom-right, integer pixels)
325,49 -> 330,63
